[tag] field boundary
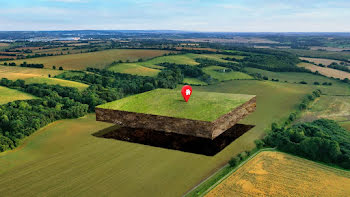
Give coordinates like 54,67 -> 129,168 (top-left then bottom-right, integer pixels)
183,147 -> 275,197
184,147 -> 350,197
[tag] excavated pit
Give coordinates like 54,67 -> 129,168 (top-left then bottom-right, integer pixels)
93,124 -> 254,156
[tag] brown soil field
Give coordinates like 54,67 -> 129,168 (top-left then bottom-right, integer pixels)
206,151 -> 350,197
298,62 -> 350,80
300,57 -> 343,66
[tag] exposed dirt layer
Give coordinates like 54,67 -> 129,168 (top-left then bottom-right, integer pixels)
95,97 -> 256,139
93,124 -> 254,156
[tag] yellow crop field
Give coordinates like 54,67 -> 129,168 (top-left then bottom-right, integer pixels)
300,57 -> 342,66
0,66 -> 63,80
0,66 -> 88,90
206,151 -> 350,197
0,86 -> 37,104
1,49 -> 171,70
297,62 -> 350,80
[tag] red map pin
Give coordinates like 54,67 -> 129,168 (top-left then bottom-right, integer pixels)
181,85 -> 192,102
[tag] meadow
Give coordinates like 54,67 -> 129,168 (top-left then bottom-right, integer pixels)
297,95 -> 350,128
107,63 -> 160,77
183,77 -> 208,85
1,49 -> 171,70
206,151 -> 350,197
0,66 -> 88,90
0,86 -> 37,105
107,53 -> 245,76
0,65 -> 63,80
203,66 -> 253,81
25,77 -> 89,91
0,80 -> 313,196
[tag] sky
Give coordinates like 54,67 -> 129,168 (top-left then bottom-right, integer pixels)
1,0 -> 350,32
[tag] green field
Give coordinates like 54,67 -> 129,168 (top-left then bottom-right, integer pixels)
97,89 -> 254,122
0,86 -> 37,104
183,77 -> 208,85
203,66 -> 253,81
244,67 -> 350,95
0,49 -> 172,70
25,77 -> 89,91
0,79 -> 314,197
107,62 -> 161,76
297,95 -> 350,125
107,53 -> 245,75
282,48 -> 350,61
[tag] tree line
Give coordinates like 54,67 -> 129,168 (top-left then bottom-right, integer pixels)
0,78 -> 88,152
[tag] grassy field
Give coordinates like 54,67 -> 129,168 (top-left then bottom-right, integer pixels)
97,89 -> 255,122
25,77 -> 89,91
107,62 -> 161,76
203,66 -> 253,81
282,48 -> 350,61
244,67 -> 350,95
206,151 -> 350,197
0,66 -> 88,90
107,53 -> 245,75
0,79 -> 313,197
0,65 -> 63,80
0,49 -> 171,70
183,77 -> 208,85
299,57 -> 342,66
297,95 -> 350,124
0,86 -> 37,104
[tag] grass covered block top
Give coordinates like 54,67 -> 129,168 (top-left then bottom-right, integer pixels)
97,89 -> 255,122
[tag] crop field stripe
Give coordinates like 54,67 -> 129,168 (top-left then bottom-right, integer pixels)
184,148 -> 275,197
203,150 -> 350,197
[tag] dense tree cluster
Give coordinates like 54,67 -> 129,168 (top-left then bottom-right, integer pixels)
264,119 -> 350,169
158,62 -> 215,84
20,62 -> 44,68
59,68 -> 182,94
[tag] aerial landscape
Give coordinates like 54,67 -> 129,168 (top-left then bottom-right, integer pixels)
1,0 -> 350,196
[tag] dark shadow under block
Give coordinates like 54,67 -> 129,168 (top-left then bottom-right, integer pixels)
92,124 -> 254,156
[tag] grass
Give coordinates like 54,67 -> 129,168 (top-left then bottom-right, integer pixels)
97,89 -> 255,122
107,53 -> 245,75
298,95 -> 350,124
0,86 -> 37,104
0,49 -> 171,70
0,65 -> 63,80
245,67 -> 350,95
203,66 -> 253,81
0,80 -> 319,197
107,63 -> 160,77
282,48 -> 350,61
183,77 -> 208,85
340,121 -> 350,131
25,77 -> 89,91
205,151 -> 350,197
297,62 -> 350,80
